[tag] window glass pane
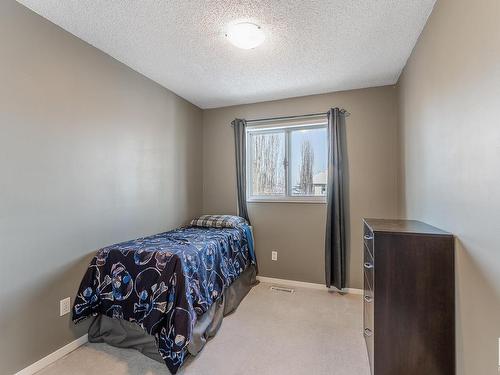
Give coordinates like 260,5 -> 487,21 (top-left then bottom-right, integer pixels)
250,131 -> 286,196
290,127 -> 328,196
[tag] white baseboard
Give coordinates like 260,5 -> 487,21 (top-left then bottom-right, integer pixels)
330,287 -> 363,295
256,276 -> 363,295
15,334 -> 88,375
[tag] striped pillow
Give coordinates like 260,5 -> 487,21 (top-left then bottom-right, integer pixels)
190,215 -> 248,228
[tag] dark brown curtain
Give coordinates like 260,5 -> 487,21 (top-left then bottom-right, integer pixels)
232,118 -> 251,224
325,108 -> 347,290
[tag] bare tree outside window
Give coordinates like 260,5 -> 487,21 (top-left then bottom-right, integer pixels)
290,127 -> 327,197
295,140 -> 315,195
251,132 -> 285,195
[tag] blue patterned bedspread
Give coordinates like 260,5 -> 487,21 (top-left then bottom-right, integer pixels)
72,225 -> 254,374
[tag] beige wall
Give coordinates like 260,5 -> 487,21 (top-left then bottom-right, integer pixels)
203,86 -> 400,287
398,0 -> 500,373
10,0 -> 499,373
0,2 -> 202,374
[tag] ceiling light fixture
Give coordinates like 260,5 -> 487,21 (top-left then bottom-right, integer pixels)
225,22 -> 265,50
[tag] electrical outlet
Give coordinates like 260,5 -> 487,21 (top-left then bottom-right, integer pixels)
60,297 -> 71,316
271,250 -> 278,261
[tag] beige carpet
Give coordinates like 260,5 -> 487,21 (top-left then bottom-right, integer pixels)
37,282 -> 370,375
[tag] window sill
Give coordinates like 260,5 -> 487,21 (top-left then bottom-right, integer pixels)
247,199 -> 327,204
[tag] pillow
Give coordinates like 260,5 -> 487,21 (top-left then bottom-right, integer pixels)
190,215 -> 248,228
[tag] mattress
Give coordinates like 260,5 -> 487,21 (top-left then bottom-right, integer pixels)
72,225 -> 255,373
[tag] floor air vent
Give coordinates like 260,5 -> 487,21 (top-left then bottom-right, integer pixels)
270,286 -> 295,293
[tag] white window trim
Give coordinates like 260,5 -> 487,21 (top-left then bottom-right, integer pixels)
246,120 -> 328,204
247,196 -> 327,204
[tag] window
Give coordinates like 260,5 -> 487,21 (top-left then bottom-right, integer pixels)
246,117 -> 328,202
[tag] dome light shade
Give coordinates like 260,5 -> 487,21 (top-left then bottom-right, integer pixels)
226,22 -> 265,49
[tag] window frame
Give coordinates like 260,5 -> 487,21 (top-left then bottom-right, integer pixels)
246,120 -> 328,204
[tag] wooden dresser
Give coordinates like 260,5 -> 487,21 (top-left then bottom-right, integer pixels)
362,218 -> 455,375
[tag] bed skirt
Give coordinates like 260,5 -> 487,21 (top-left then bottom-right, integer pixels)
87,264 -> 257,365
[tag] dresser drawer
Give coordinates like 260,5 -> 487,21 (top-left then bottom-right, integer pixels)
364,330 -> 374,374
363,275 -> 373,324
363,242 -> 374,290
363,224 -> 374,258
363,280 -> 374,375
363,271 -> 373,297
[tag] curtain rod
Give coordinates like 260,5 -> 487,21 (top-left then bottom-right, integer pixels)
244,109 -> 350,124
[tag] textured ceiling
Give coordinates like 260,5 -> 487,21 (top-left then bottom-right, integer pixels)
17,0 -> 435,109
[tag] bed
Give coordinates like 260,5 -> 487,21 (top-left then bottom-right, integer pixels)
72,216 -> 256,374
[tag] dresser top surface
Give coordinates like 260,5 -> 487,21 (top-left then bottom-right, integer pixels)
363,218 -> 452,236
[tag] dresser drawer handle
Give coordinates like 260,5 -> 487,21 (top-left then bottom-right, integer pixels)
363,295 -> 373,303
363,262 -> 374,270
364,328 -> 373,337
363,234 -> 373,241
